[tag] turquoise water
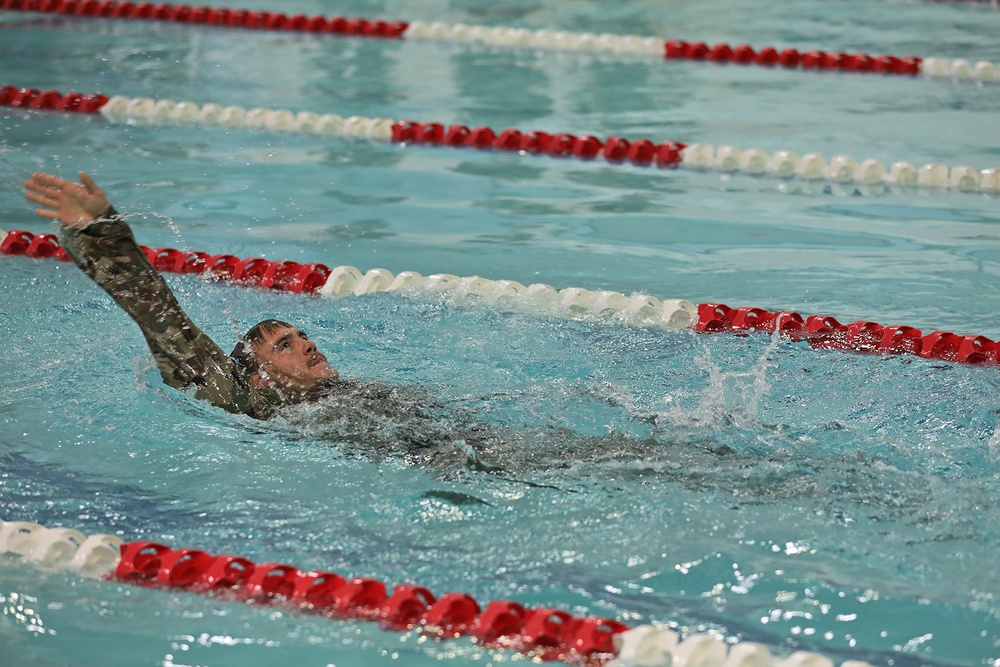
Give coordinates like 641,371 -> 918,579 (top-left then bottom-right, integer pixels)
2,2 -> 1000,666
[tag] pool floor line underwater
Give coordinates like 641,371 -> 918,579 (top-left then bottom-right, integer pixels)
3,85 -> 998,194
4,226 -> 1000,368
3,0 -> 999,85
0,517 -> 874,667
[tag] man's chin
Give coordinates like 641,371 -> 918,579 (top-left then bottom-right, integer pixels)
315,364 -> 338,380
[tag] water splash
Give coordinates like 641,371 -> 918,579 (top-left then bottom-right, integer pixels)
987,426 -> 1000,465
120,210 -> 243,340
122,210 -> 188,250
654,330 -> 780,436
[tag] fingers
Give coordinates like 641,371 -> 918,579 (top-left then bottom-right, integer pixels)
25,174 -> 70,199
27,171 -> 106,202
23,188 -> 58,220
25,172 -> 73,223
24,181 -> 56,209
25,177 -> 54,196
24,171 -> 110,227
24,190 -> 54,207
30,171 -> 73,190
78,171 -> 103,196
24,178 -> 62,213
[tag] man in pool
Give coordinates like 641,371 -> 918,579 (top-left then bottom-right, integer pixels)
24,170 -> 556,476
24,170 -> 669,477
24,170 -> 341,421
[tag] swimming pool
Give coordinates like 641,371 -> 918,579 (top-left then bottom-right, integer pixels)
2,1 -> 1000,665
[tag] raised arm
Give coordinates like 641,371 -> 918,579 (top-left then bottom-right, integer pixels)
24,171 -> 271,418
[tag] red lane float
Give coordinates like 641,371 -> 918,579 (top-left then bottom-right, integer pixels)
0,0 -> 409,37
665,40 -> 922,76
0,229 -> 71,260
390,121 -> 687,168
0,85 -> 108,113
696,302 -> 1000,365
111,539 -> 626,665
141,244 -> 331,292
1,229 -> 330,294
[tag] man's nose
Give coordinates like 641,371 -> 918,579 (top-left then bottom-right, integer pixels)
304,340 -> 317,355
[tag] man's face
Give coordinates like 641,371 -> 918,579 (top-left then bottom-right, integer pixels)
251,325 -> 338,392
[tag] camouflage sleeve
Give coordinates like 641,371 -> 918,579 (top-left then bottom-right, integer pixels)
60,207 -> 273,419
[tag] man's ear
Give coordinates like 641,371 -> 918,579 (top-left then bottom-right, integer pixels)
250,371 -> 269,389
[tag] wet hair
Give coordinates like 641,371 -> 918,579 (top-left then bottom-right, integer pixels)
230,319 -> 295,375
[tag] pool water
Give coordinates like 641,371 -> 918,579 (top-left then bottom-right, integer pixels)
2,2 -> 1000,666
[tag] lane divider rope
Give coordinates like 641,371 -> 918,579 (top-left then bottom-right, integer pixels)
3,86 -> 999,193
0,228 -> 698,330
0,517 -> 873,667
4,227 -> 1000,367
1,0 -> 997,84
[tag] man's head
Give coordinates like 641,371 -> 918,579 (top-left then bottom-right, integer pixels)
231,319 -> 338,393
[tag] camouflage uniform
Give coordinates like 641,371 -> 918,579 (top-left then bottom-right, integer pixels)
61,207 -> 280,420
59,209 -> 546,476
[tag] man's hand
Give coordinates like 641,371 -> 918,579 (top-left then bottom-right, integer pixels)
24,171 -> 112,229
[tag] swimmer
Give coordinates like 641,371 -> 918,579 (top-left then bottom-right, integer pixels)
22,170 -> 666,479
22,170 -> 549,477
24,171 -> 342,420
